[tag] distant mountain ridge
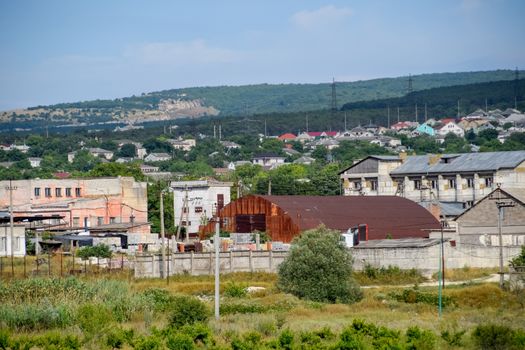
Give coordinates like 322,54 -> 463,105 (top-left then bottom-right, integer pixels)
0,69 -> 522,133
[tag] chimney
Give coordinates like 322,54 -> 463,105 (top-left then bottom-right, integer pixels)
428,154 -> 441,165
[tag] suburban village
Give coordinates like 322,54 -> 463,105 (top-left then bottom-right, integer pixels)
2,107 -> 525,279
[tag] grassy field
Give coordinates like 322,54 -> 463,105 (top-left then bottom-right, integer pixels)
1,267 -> 524,349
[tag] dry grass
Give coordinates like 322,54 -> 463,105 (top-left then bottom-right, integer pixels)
433,266 -> 500,282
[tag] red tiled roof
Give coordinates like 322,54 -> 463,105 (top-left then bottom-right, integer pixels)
307,131 -> 338,137
278,133 -> 297,140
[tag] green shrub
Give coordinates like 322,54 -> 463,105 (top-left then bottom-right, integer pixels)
0,303 -> 73,330
277,225 -> 363,304
168,296 -> 210,329
224,282 -> 247,298
278,329 -> 295,350
0,329 -> 9,350
76,303 -> 114,335
133,335 -> 162,350
388,287 -> 454,307
472,324 -> 525,350
405,326 -> 436,350
76,244 -> 112,260
32,332 -> 81,350
106,328 -> 134,349
441,328 -> 466,347
336,327 -> 365,350
142,288 -> 175,312
166,333 -> 195,350
220,300 -> 269,315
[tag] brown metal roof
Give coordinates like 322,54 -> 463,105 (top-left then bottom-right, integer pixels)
259,195 -> 440,240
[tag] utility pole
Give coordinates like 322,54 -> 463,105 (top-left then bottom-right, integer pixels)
424,103 -> 428,122
268,178 -> 272,195
344,112 -> 347,131
305,114 -> 309,133
387,106 -> 390,128
415,103 -> 418,123
457,99 -> 460,119
397,106 -> 400,123
214,216 -> 220,320
264,119 -> 267,138
6,180 -> 17,277
496,199 -> 515,288
160,189 -> 166,279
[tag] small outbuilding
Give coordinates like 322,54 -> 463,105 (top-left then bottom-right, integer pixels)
201,195 -> 441,243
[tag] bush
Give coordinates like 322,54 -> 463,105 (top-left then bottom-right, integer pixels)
76,303 -> 114,336
405,326 -> 436,350
142,288 -> 176,312
168,296 -> 210,329
166,333 -> 195,350
472,324 -> 525,350
224,282 -> 247,298
76,244 -> 112,260
510,245 -> 525,267
277,225 -> 363,303
388,286 -> 454,307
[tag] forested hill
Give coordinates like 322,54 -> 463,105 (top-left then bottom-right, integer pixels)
341,78 -> 525,118
20,69 -> 525,116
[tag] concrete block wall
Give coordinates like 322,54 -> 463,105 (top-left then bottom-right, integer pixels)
134,250 -> 288,278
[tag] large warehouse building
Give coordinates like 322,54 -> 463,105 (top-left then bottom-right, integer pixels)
201,195 -> 441,243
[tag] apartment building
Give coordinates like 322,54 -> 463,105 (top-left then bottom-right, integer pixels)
0,177 -> 148,232
339,151 -> 525,207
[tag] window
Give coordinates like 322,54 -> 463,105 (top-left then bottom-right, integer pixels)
466,178 -> 474,188
45,187 -> 52,197
353,181 -> 362,190
183,207 -> 189,213
72,217 -> 80,227
430,179 -> 438,190
181,221 -> 191,226
55,188 -> 62,197
65,188 -> 72,197
414,179 -> 422,190
448,179 -> 456,189
465,201 -> 474,208
370,180 -> 378,191
217,194 -> 224,211
485,177 -> 493,187
97,217 -> 104,226
195,206 -> 203,213
75,187 -> 81,197
110,217 -> 116,224
34,187 -> 41,197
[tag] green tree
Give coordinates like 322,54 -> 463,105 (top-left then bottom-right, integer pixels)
88,162 -> 145,181
117,143 -> 137,158
277,225 -> 363,303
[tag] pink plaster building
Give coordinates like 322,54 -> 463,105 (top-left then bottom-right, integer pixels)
0,177 -> 149,234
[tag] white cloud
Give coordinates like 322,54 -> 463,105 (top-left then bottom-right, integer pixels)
291,5 -> 352,29
127,40 -> 244,65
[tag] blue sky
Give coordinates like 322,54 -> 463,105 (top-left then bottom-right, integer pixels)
0,0 -> 524,110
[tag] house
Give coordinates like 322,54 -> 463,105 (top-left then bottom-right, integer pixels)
435,121 -> 465,137
88,148 -> 114,160
200,195 -> 440,243
454,187 -> 525,247
390,121 -> 418,131
116,157 -> 134,163
144,153 -> 171,162
0,177 -> 149,232
220,141 -> 241,150
140,164 -> 159,173
307,131 -> 338,139
314,138 -> 340,150
339,151 -> 525,207
296,132 -> 313,143
293,156 -> 315,165
227,161 -> 252,171
28,157 -> 42,168
278,133 -> 297,142
282,147 -> 301,157
415,123 -> 435,136
0,224 -> 26,257
167,138 -> 196,151
171,180 -> 232,235
252,153 -> 286,168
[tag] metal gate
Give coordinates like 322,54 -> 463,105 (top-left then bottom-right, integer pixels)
235,214 -> 266,233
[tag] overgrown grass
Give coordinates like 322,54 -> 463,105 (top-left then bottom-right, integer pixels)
432,266 -> 500,281
353,264 -> 427,285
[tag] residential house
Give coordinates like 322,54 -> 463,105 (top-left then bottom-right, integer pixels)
227,161 -> 252,171
168,138 -> 196,151
282,147 -> 301,157
435,121 -> 464,137
28,157 -> 42,168
295,132 -> 313,143
339,151 -> 525,207
293,156 -> 315,165
0,177 -> 149,232
390,121 -> 418,131
252,153 -> 286,168
220,140 -> 241,150
140,164 -> 159,173
88,148 -> 114,160
415,123 -> 435,136
144,153 -> 171,162
171,180 -> 232,235
278,133 -> 297,142
116,157 -> 134,163
454,187 -> 525,247
0,224 -> 26,257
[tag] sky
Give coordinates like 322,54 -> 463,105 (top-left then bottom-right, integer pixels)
0,0 -> 524,110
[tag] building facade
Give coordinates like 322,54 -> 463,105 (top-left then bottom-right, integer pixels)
0,224 -> 26,257
171,180 -> 232,234
340,151 -> 525,207
0,177 -> 148,232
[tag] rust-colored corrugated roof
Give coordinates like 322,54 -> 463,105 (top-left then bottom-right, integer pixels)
259,195 -> 440,239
